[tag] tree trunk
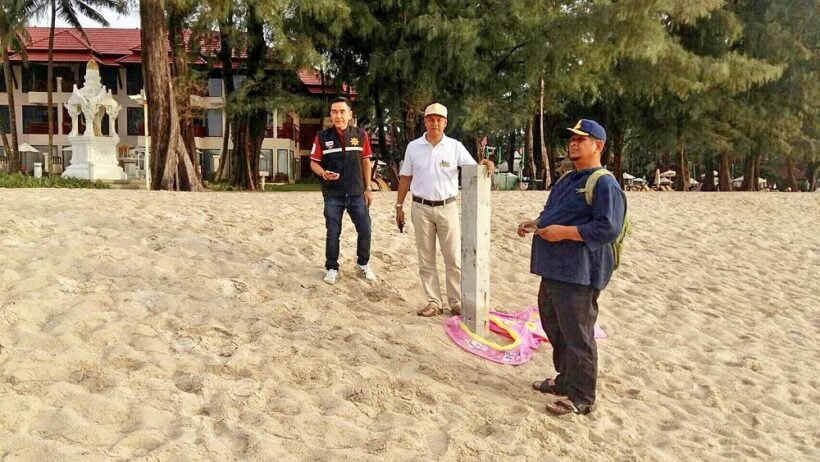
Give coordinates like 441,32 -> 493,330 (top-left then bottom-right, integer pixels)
227,4 -> 266,190
373,83 -> 388,162
46,0 -> 56,175
675,138 -> 689,191
168,8 -> 198,179
215,18 -> 235,181
805,162 -> 818,192
701,157 -> 716,192
783,155 -> 798,192
741,153 -> 761,191
525,118 -> 536,190
612,128 -> 624,188
2,49 -> 21,172
538,76 -> 551,189
507,130 -> 516,175
140,0 -> 202,191
718,151 -> 732,191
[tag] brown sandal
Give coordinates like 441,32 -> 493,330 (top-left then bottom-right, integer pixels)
417,303 -> 442,317
545,398 -> 593,415
545,398 -> 581,415
531,378 -> 565,396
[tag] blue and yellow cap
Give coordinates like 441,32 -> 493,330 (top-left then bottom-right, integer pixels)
567,119 -> 606,142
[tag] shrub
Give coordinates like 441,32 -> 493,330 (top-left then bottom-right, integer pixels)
0,173 -> 110,189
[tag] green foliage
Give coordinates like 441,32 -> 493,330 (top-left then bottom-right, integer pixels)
206,179 -> 321,192
262,182 -> 321,192
0,173 -> 110,188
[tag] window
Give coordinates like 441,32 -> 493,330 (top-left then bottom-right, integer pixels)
22,64 -> 52,92
276,149 -> 292,177
206,110 -> 222,137
126,66 -> 143,95
22,106 -> 58,134
193,110 -> 223,137
260,149 -> 273,174
207,78 -> 222,97
55,66 -> 76,92
127,107 -> 144,136
100,66 -> 118,94
201,149 -> 220,175
0,106 -> 9,134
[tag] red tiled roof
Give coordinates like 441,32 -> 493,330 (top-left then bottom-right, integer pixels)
298,69 -> 323,86
25,29 -> 93,51
15,27 -> 349,92
25,27 -> 140,55
115,54 -> 142,64
299,69 -> 357,96
9,50 -> 95,62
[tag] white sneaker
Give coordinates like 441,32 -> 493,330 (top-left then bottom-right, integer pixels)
323,269 -> 338,284
357,264 -> 377,281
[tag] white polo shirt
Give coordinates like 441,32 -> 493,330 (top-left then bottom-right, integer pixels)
399,132 -> 477,201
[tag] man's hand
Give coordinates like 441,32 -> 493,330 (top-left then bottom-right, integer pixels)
480,159 -> 495,177
364,189 -> 373,207
396,209 -> 405,232
535,225 -> 582,242
322,170 -> 340,181
517,220 -> 537,237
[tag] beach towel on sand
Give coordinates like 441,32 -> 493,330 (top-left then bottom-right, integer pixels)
444,306 -> 607,365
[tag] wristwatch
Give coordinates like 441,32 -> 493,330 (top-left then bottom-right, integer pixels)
395,204 -> 403,208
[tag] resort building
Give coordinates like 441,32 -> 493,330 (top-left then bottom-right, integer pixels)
0,27 -> 347,181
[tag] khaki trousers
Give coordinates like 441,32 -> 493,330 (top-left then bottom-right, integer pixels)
411,201 -> 461,308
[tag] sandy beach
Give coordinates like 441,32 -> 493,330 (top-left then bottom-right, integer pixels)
0,189 -> 818,461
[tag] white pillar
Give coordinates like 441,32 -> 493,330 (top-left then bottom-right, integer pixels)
460,164 -> 491,337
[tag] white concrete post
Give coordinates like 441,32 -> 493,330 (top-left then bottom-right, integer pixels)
461,164 -> 491,337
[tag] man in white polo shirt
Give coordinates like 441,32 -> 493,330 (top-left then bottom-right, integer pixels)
395,102 -> 494,317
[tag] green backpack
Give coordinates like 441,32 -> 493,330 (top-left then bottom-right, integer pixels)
555,169 -> 632,269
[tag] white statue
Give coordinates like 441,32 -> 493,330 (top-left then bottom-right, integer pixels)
65,60 -> 119,139
62,60 -> 127,181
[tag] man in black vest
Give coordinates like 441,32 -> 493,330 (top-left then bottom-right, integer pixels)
310,96 -> 376,284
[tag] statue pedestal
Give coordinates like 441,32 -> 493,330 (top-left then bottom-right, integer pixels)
62,136 -> 126,180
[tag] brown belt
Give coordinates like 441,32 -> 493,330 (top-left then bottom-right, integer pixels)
412,196 -> 455,207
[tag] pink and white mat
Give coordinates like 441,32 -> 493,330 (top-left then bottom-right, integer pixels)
444,306 -> 607,365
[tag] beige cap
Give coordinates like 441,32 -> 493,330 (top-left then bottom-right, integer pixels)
424,103 -> 448,118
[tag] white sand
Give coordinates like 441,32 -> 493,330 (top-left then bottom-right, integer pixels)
0,189 -> 818,461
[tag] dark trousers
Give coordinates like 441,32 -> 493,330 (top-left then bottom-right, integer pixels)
323,195 -> 371,270
538,278 -> 600,412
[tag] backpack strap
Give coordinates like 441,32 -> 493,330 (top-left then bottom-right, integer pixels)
553,170 -> 574,186
580,169 -> 614,205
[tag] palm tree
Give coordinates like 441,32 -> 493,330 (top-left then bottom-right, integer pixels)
44,0 -> 128,173
0,0 -> 41,173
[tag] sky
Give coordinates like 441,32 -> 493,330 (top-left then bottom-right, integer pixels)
31,7 -> 140,29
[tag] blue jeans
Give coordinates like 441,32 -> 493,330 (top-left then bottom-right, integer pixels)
323,195 -> 371,270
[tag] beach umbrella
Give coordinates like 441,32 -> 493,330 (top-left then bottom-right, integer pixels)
17,142 -> 39,153
18,143 -> 45,174
660,169 -> 676,178
622,172 -> 636,180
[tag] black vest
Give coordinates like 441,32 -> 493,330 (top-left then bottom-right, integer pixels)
318,126 -> 366,197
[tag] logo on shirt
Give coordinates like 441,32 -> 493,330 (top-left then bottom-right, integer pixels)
324,141 -> 334,149
440,160 -> 451,168
350,137 -> 360,146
